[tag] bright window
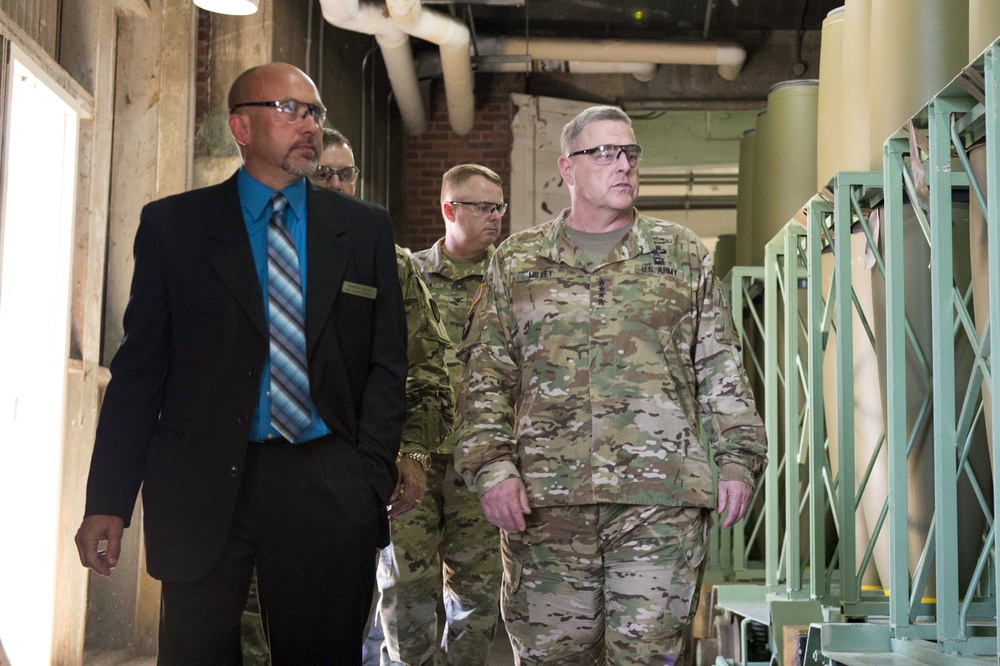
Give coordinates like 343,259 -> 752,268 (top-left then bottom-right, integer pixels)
0,46 -> 80,665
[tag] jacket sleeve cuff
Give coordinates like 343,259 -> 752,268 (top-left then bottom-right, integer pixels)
473,460 -> 521,497
719,462 -> 755,487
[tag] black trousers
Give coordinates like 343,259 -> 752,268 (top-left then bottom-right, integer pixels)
157,436 -> 383,665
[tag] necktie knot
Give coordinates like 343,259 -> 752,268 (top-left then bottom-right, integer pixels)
271,193 -> 289,226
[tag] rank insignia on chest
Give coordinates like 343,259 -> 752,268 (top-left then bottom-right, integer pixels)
593,276 -> 611,307
462,282 -> 485,340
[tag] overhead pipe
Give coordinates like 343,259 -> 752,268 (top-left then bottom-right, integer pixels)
415,50 -> 659,83
320,1 -> 747,136
318,0 -> 428,134
476,36 -> 747,81
386,0 -> 475,135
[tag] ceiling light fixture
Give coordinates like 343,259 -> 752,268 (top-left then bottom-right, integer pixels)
193,0 -> 259,16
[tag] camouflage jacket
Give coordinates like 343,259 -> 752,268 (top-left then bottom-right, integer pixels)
453,210 -> 767,509
396,245 -> 454,456
410,239 -> 495,455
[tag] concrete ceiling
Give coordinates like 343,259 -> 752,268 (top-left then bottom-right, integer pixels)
426,0 -> 843,40
407,0 -> 839,241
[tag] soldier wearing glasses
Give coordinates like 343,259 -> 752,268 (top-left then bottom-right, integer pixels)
309,127 -> 453,523
375,164 -> 506,665
453,106 -> 767,664
312,127 -> 458,666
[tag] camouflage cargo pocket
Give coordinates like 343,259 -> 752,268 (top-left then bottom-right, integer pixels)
500,530 -> 524,592
681,507 -> 709,571
499,530 -> 530,633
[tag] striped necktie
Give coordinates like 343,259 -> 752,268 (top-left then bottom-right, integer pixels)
267,193 -> 311,441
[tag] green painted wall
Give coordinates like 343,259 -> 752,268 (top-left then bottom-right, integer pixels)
630,110 -> 759,168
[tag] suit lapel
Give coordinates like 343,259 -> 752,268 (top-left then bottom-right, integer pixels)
206,173 -> 267,337
305,185 -> 350,358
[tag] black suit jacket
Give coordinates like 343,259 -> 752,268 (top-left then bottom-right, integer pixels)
84,172 -> 407,582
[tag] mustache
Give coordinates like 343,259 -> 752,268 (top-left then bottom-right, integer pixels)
291,140 -> 318,153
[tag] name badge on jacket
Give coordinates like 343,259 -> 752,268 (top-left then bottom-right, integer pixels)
343,281 -> 377,299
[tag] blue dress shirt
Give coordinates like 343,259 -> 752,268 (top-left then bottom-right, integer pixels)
238,168 -> 330,443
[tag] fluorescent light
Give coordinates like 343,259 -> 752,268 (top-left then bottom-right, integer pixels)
193,0 -> 259,15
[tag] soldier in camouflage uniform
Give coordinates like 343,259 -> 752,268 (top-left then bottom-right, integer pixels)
307,129 -> 453,514
375,164 -> 506,666
240,129 -> 454,665
453,107 -> 767,665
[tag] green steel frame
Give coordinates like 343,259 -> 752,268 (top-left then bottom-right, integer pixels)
711,40 -> 1000,663
988,44 -> 1000,662
805,196 -> 837,609
715,41 -> 1000,664
813,41 -> 1000,663
763,221 -> 811,599
878,58 -> 997,655
715,267 -> 769,582
828,171 -> 895,620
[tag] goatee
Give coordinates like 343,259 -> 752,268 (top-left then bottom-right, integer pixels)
284,157 -> 318,178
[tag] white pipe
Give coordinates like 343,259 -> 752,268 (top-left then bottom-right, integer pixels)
386,0 -> 475,135
550,61 -> 658,82
319,1 -> 747,136
479,36 -> 746,81
318,0 -> 428,134
415,51 -> 658,82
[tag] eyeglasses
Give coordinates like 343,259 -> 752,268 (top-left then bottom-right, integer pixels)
447,201 -> 508,217
312,165 -> 360,185
229,99 -> 327,126
565,144 -> 643,167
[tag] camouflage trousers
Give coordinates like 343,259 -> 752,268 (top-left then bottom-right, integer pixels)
241,571 -> 270,666
499,504 -> 708,665
376,452 -> 502,665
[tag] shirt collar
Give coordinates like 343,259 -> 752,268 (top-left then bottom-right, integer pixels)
426,238 -> 495,280
237,167 -> 308,223
549,207 -> 652,267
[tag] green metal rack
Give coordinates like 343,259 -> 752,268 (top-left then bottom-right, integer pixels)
828,171 -> 894,621
712,40 -> 1000,666
877,56 -> 996,657
805,40 -> 1000,665
715,266 -> 769,583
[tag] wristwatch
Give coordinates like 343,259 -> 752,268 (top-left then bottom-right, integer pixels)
399,451 -> 431,472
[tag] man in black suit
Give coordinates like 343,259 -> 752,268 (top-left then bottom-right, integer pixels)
74,62 -> 407,664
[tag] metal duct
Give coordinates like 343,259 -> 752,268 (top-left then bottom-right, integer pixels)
318,0 -> 428,134
415,50 -> 659,83
474,36 -> 747,81
386,0 -> 475,135
320,2 -> 748,136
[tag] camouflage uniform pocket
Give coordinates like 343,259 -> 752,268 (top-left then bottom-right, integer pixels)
499,530 -> 531,641
500,530 -> 524,592
681,507 -> 709,571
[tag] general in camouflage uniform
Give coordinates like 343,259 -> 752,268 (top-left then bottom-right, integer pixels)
241,129 -> 454,665
375,164 -> 506,666
453,107 -> 767,665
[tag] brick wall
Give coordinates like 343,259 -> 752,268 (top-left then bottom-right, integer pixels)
397,74 -> 524,251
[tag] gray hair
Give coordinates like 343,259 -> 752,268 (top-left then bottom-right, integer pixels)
560,106 -> 632,155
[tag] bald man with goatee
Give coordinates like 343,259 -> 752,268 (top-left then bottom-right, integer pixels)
75,63 -> 407,664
